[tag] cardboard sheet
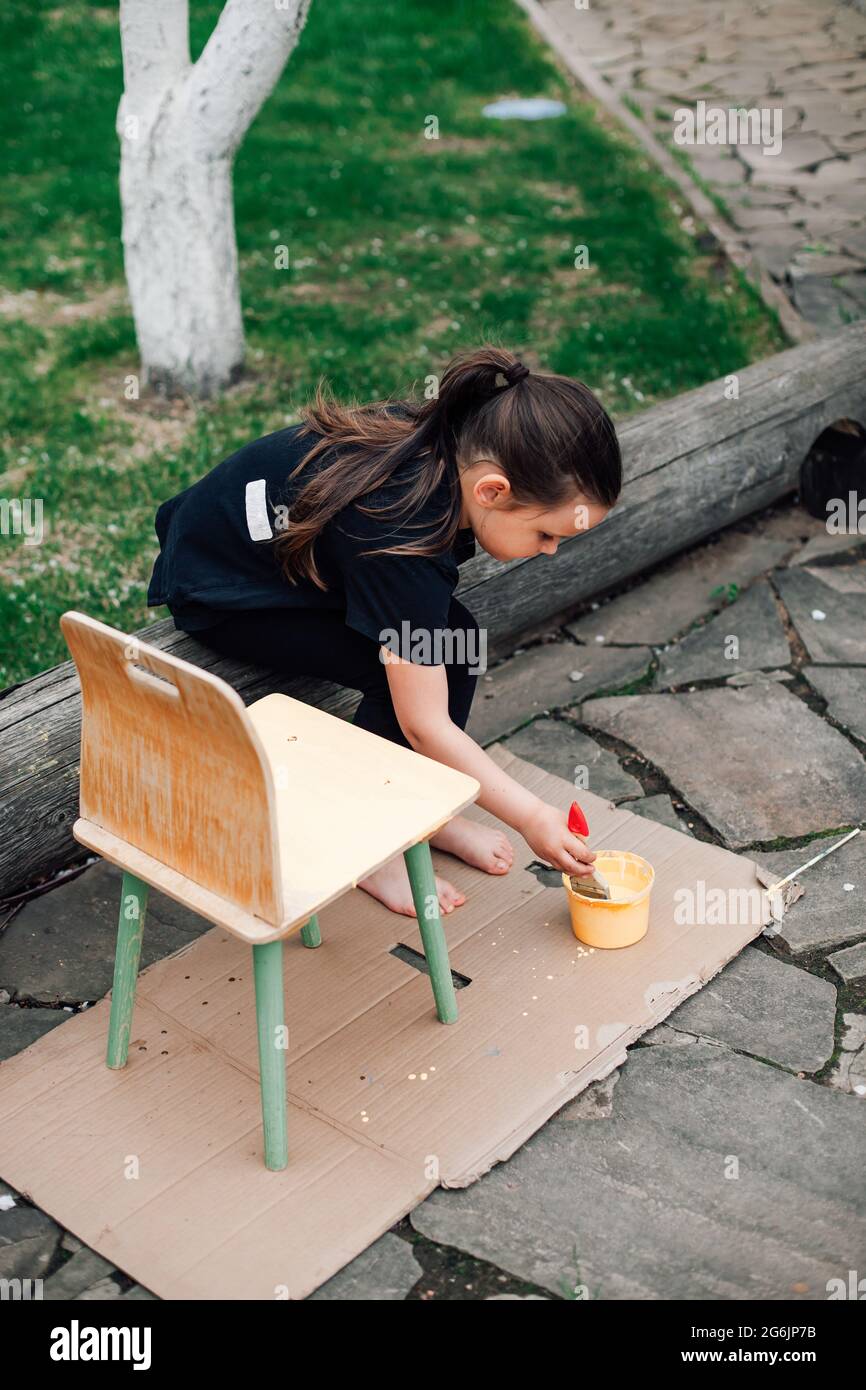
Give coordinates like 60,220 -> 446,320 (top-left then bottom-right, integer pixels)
0,747 -> 773,1299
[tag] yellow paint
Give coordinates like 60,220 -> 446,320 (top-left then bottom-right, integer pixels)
562,851 -> 655,949
607,884 -> 639,903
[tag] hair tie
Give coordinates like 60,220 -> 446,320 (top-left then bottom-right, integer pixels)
503,360 -> 530,386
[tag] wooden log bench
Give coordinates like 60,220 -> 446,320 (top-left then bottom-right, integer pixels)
2,321 -> 865,901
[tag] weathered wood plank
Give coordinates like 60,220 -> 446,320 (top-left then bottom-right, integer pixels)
461,321 -> 866,642
2,322 -> 864,899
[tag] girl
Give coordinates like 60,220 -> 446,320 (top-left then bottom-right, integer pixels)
147,346 -> 621,919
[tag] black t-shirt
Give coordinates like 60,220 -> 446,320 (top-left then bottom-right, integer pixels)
146,422 -> 476,657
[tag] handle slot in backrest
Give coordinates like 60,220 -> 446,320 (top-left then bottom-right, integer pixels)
126,661 -> 181,698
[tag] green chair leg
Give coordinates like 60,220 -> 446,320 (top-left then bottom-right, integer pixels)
300,914 -> 321,948
106,871 -> 149,1070
252,940 -> 288,1171
403,840 -> 458,1024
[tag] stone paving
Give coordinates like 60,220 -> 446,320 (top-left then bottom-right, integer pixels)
0,493 -> 863,1299
539,0 -> 866,333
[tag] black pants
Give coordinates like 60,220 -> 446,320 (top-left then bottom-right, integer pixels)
190,597 -> 480,749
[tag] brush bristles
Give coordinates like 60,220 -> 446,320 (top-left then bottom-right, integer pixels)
568,872 -> 612,900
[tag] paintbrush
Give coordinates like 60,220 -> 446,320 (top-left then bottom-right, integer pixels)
568,867 -> 613,900
567,801 -> 612,900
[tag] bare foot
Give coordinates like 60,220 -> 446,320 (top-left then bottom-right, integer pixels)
430,816 -> 514,875
357,855 -> 466,917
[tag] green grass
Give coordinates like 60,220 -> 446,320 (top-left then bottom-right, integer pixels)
0,0 -> 786,687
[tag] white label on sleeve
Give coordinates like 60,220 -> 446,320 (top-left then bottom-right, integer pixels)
245,478 -> 273,541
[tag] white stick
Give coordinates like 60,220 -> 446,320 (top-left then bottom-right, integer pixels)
763,827 -> 861,895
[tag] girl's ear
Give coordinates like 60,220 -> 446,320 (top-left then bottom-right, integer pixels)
472,470 -> 512,507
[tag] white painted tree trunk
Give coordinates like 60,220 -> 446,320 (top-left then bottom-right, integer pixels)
117,0 -> 311,398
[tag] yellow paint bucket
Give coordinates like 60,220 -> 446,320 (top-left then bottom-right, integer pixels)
562,851 -> 655,949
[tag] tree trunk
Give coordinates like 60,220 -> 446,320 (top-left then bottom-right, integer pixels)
117,0 -> 311,398
119,91 -> 244,397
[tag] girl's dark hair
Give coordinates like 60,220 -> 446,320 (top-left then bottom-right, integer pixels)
273,344 -> 622,590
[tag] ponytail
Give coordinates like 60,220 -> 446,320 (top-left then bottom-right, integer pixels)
272,345 -> 621,590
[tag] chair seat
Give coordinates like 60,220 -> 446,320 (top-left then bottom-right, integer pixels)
246,693 -> 480,932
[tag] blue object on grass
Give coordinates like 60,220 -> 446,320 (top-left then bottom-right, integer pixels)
482,97 -> 567,121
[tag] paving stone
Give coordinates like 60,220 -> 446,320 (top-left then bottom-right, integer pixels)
308,1233 -> 422,1300
466,643 -> 652,746
702,158 -> 749,186
685,145 -> 743,171
592,43 -> 636,68
790,531 -> 866,565
565,533 -> 792,645
751,234 -> 811,280
841,227 -> 866,259
0,858 -> 210,1005
774,567 -> 866,662
638,66 -> 695,97
748,167 -> 826,193
756,833 -> 866,955
798,209 -> 862,238
729,186 -> 796,209
746,224 -> 810,256
657,580 -> 790,687
812,153 -> 866,183
828,1012 -> 866,1095
562,1068 -> 621,1119
42,1247 -> 119,1300
731,205 -> 795,231
740,133 -> 837,172
790,273 -> 859,330
75,1277 -> 122,1299
803,562 -> 866,594
627,794 -> 692,834
837,270 -> 866,310
803,666 -> 866,741
796,104 -> 866,139
666,947 -> 836,1072
786,63 -> 865,89
725,668 -> 793,686
581,684 -> 866,848
0,1002 -> 70,1060
832,132 -> 866,154
411,1042 -> 866,1299
640,1022 -> 698,1047
0,1199 -> 62,1281
809,186 -> 866,219
828,941 -> 866,983
790,251 -> 866,277
504,718 -> 643,803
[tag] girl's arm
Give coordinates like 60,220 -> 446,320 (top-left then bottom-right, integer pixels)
384,655 -> 597,877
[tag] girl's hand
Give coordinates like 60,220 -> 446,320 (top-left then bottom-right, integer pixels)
521,802 -> 598,875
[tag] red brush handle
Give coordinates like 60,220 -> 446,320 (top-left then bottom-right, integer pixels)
568,801 -> 589,837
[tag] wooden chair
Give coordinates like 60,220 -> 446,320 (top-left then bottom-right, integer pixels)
60,612 -> 480,1170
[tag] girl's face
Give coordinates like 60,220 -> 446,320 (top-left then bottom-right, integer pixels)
458,459 -> 612,562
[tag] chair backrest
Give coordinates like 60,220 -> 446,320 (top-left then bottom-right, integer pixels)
60,612 -> 282,925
